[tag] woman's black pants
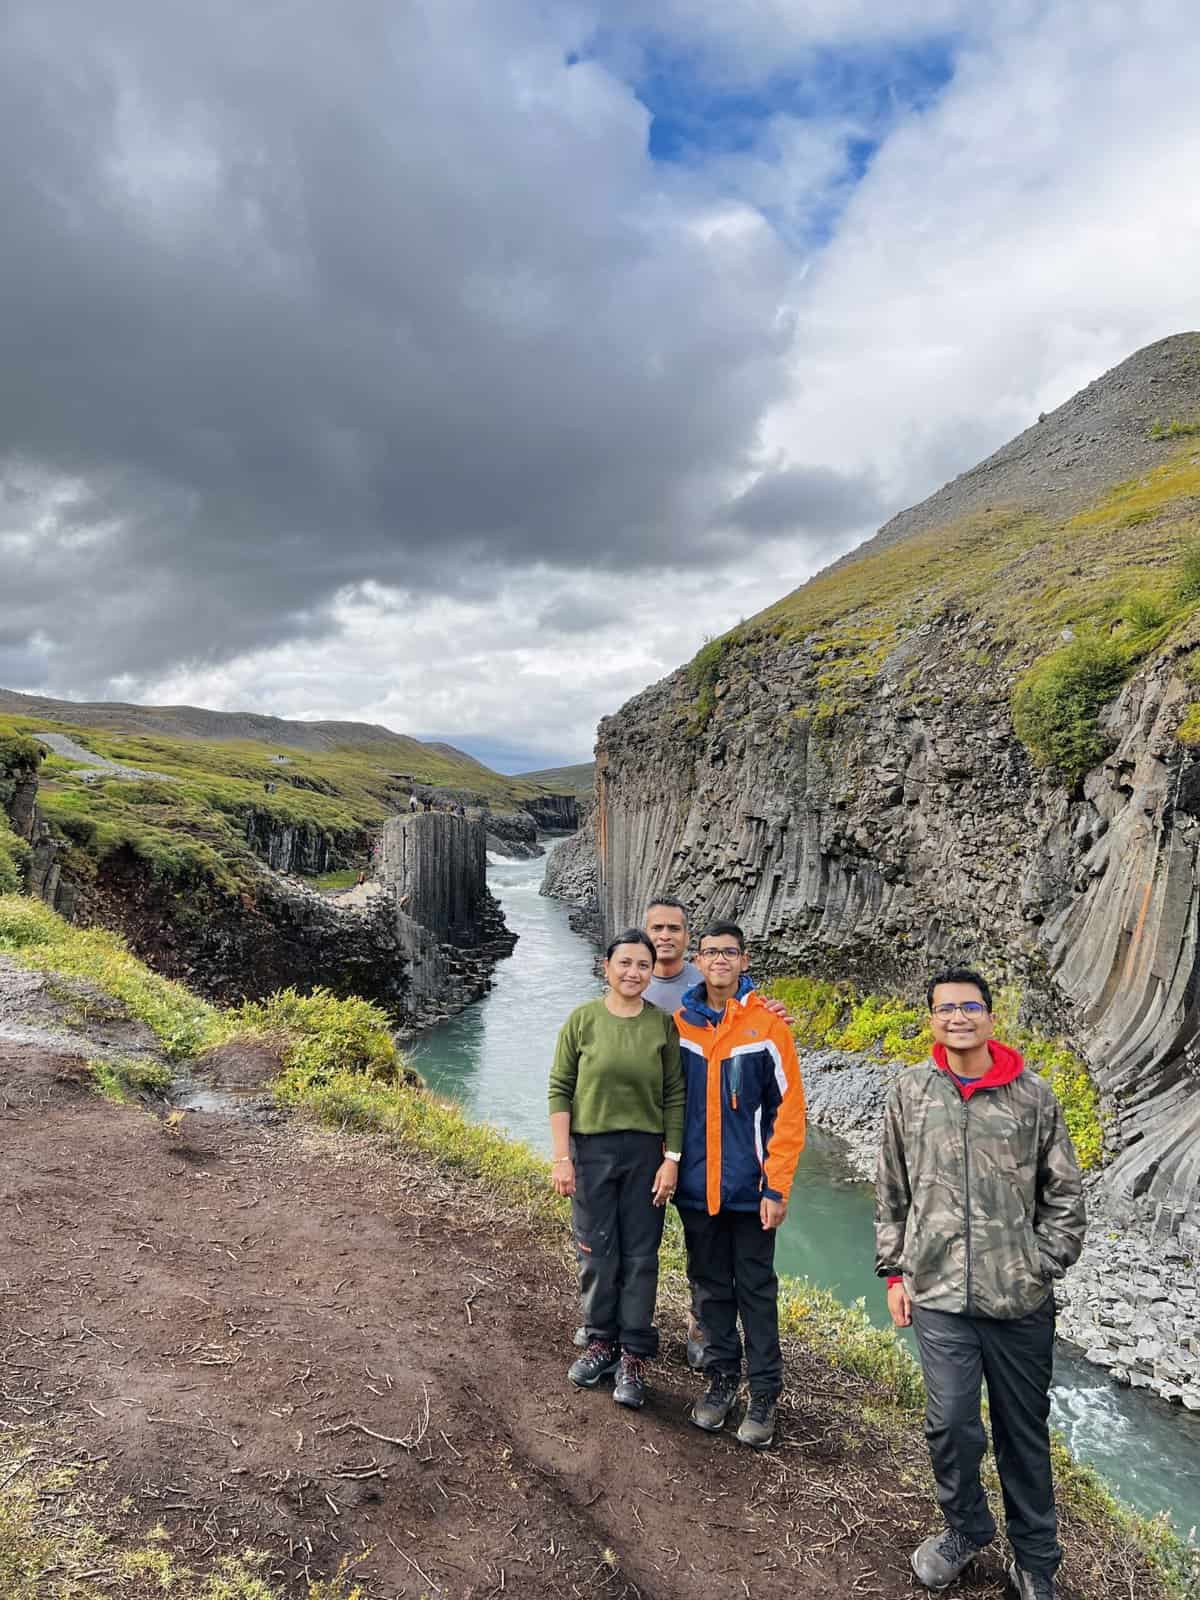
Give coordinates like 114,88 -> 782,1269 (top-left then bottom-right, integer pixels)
571,1131 -> 665,1357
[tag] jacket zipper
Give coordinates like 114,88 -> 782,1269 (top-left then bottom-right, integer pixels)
962,1096 -> 973,1314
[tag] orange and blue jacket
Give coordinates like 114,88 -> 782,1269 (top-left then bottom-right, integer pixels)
674,978 -> 806,1215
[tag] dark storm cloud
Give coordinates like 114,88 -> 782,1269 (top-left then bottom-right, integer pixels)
720,462 -> 887,536
0,0 -> 797,687
537,592 -> 624,634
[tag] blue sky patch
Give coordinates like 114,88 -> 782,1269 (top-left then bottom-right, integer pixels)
572,31 -> 958,249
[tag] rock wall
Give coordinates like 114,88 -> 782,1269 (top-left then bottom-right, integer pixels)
1,739 -> 74,917
594,624 -> 1200,1239
521,793 -> 579,831
479,807 -> 542,860
373,812 -> 515,1029
375,813 -> 489,938
541,813 -> 597,907
243,809 -> 356,876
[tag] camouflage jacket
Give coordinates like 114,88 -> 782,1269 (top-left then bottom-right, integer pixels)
874,1042 -> 1086,1319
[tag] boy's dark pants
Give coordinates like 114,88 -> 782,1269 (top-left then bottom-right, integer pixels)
679,1205 -> 782,1397
912,1294 -> 1061,1576
571,1132 -> 665,1357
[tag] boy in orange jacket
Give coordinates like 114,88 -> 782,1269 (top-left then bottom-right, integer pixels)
673,921 -> 806,1448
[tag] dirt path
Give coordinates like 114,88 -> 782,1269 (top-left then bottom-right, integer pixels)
0,1040 -> 1147,1599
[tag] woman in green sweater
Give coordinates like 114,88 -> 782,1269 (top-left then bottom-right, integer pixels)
548,928 -> 686,1409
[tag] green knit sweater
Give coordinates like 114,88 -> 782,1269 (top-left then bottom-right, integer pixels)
548,997 -> 686,1151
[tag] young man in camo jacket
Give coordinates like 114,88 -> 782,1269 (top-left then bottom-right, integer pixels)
875,967 -> 1086,1600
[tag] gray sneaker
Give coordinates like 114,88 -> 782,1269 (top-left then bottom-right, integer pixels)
1008,1561 -> 1056,1600
911,1528 -> 988,1589
613,1352 -> 647,1409
568,1341 -> 619,1388
690,1371 -> 740,1431
735,1393 -> 777,1449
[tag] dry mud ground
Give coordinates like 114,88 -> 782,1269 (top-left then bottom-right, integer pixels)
0,1041 -> 1159,1600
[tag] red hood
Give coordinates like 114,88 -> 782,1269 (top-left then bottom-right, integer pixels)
932,1037 -> 1024,1099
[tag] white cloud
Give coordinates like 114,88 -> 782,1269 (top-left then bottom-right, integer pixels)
4,0 -> 1199,767
759,0 -> 1200,511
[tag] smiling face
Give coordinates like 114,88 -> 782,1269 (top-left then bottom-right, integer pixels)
605,940 -> 655,1000
696,933 -> 750,1000
929,980 -> 995,1056
644,903 -> 688,973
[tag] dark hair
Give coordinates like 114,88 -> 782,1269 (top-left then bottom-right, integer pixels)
926,967 -> 992,1011
644,896 -> 688,923
605,928 -> 657,963
697,920 -> 745,952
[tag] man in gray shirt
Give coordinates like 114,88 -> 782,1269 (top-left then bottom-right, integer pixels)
643,897 -> 701,1011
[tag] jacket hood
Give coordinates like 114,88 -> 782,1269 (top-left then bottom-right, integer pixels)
679,973 -> 756,1028
932,1037 -> 1024,1097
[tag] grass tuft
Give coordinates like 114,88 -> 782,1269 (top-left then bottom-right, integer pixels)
87,1055 -> 174,1104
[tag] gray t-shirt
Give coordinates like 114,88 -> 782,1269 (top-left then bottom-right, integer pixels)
643,960 -> 702,1014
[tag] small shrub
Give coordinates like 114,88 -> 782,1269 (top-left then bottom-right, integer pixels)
686,635 -> 731,733
233,987 -> 399,1087
0,820 -> 30,894
1150,415 -> 1200,442
1012,632 -> 1129,784
834,992 -> 929,1063
1177,539 -> 1200,605
88,1055 -> 173,1104
1177,704 -> 1200,747
1122,590 -> 1170,635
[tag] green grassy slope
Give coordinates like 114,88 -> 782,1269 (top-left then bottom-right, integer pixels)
0,706 -> 552,897
513,760 -> 595,797
693,438 -> 1200,775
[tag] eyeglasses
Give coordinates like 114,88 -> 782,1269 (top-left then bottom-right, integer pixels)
698,947 -> 743,961
931,1001 -> 989,1018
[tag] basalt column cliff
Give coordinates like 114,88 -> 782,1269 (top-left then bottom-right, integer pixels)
595,333 -> 1200,1242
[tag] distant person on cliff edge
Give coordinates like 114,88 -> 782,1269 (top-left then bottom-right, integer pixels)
548,929 -> 686,1410
674,921 -> 806,1450
875,967 -> 1086,1600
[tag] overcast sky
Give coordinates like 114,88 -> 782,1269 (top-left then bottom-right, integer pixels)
2,1 -> 1198,770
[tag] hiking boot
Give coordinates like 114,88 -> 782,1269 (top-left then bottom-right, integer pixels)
690,1371 -> 740,1431
1008,1562 -> 1056,1600
572,1325 -> 588,1348
568,1341 -> 619,1388
685,1315 -> 707,1371
613,1352 -> 648,1409
911,1528 -> 988,1589
735,1392 -> 777,1449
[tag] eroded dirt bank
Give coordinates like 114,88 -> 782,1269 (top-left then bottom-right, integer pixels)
0,1041 -> 1163,1599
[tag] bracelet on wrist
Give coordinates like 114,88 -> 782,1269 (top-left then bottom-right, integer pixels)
552,1156 -> 572,1166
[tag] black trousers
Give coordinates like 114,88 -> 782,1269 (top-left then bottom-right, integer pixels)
912,1294 -> 1061,1576
571,1132 -> 665,1357
679,1205 -> 782,1397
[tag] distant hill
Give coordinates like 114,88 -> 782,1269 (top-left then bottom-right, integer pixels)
0,688 -> 496,773
515,761 -> 595,798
